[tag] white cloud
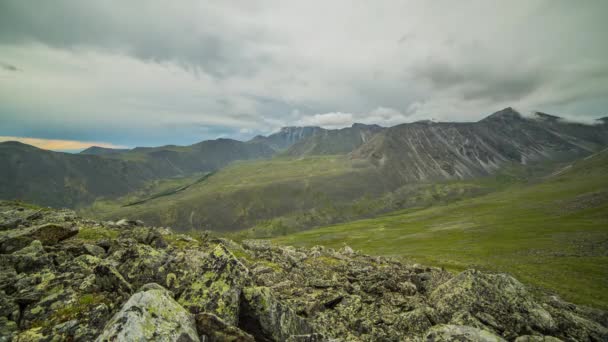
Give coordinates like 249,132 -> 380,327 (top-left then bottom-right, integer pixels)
296,112 -> 353,129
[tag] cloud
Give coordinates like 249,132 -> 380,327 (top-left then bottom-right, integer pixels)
0,136 -> 127,151
0,1 -> 607,146
296,107 -> 411,129
296,112 -> 353,128
0,62 -> 18,71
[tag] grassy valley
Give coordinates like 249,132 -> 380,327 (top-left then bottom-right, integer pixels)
81,155 -> 390,231
274,149 -> 608,309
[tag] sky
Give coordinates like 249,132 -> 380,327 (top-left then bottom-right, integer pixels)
1,1 -> 607,150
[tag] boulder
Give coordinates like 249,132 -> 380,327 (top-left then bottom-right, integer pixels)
0,223 -> 78,253
195,313 -> 254,342
424,324 -> 507,341
83,244 -> 106,258
96,283 -> 199,342
178,244 -> 249,325
240,286 -> 313,342
430,270 -> 556,338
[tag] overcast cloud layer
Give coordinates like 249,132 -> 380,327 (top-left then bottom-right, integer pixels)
1,0 -> 607,148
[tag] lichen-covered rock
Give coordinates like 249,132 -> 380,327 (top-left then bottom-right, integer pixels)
240,286 -> 313,342
178,244 -> 249,325
514,335 -> 564,342
430,270 -> 556,338
0,223 -> 78,253
0,202 -> 606,342
195,313 -> 254,342
96,283 -> 199,342
424,324 -> 507,341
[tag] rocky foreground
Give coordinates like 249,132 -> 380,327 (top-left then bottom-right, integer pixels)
0,201 -> 606,341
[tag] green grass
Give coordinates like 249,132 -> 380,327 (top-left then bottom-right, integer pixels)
81,155 -> 380,231
274,151 -> 608,309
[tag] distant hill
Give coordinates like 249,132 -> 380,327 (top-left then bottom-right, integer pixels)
79,146 -> 129,155
0,138 -> 274,208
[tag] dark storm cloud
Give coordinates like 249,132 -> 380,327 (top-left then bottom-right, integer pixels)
0,0 -> 272,78
412,60 -> 550,102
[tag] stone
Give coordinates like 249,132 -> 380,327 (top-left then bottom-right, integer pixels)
96,283 -> 199,342
424,324 -> 507,341
195,313 -> 254,342
242,239 -> 272,252
178,244 -> 249,325
0,223 -> 78,253
240,286 -> 313,342
83,243 -> 106,257
514,336 -> 564,342
93,263 -> 133,296
430,270 -> 556,337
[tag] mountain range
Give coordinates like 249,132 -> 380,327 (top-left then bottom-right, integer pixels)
1,108 -> 606,221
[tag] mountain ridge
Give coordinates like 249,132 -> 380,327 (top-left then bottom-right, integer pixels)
2,107 -> 607,210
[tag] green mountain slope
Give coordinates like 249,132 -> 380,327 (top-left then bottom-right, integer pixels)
274,148 -> 608,309
81,155 -> 392,232
0,138 -> 273,208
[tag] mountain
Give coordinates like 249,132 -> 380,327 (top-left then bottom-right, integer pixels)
79,146 -> 129,155
284,123 -> 384,156
0,138 -> 274,208
351,107 -> 608,183
80,107 -> 608,233
1,201 -> 606,341
249,126 -> 324,151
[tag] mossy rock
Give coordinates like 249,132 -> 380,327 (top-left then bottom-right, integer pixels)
96,283 -> 199,341
178,244 -> 249,326
240,286 -> 313,342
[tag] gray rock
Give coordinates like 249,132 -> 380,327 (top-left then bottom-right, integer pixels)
0,223 -> 78,253
178,244 -> 249,325
514,336 -> 563,342
430,270 -> 556,337
195,313 -> 254,342
240,286 -> 313,342
424,324 -> 507,341
83,243 -> 106,257
96,283 -> 199,342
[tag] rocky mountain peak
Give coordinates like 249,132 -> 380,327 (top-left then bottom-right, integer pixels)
351,122 -> 383,129
480,107 -> 523,123
1,201 -> 606,341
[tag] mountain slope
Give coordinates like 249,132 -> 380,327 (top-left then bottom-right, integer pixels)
284,123 -> 384,156
79,146 -> 129,155
82,108 -> 608,233
275,148 -> 608,308
0,141 -> 162,207
0,138 -> 274,208
248,126 -> 324,151
81,155 -> 389,232
352,108 -> 608,183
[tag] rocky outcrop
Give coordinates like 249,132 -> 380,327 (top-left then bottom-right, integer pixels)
96,283 -> 199,341
0,201 -> 606,341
